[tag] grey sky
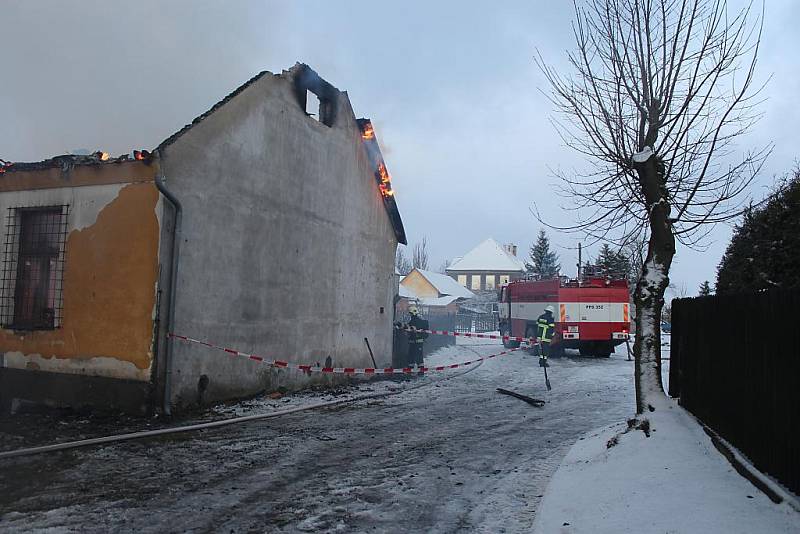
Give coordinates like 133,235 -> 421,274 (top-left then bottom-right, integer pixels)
2,1 -> 798,295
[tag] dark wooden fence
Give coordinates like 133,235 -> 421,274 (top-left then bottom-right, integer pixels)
669,289 -> 800,496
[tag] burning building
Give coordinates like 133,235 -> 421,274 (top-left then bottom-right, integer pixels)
0,64 -> 406,414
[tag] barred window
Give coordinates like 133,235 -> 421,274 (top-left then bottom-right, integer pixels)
1,205 -> 69,330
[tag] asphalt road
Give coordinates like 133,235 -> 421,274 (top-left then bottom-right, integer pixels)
0,342 -> 635,533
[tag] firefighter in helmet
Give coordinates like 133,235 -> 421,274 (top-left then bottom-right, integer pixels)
536,305 -> 556,367
407,305 -> 429,371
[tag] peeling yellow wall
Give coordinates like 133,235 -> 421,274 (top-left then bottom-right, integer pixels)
0,182 -> 160,379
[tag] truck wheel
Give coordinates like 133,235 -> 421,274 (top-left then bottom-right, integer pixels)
596,342 -> 613,358
501,325 -> 520,349
579,346 -> 592,357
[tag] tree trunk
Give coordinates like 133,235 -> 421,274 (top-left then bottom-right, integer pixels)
632,154 -> 676,414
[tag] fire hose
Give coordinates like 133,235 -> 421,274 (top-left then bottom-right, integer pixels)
0,349 -> 487,461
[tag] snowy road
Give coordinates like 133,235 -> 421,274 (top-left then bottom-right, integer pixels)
0,341 -> 635,533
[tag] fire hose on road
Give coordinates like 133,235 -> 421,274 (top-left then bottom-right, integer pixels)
0,347 -> 493,461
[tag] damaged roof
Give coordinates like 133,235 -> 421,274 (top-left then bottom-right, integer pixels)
357,118 -> 406,245
157,70 -> 271,151
0,150 -> 152,174
0,63 -> 407,245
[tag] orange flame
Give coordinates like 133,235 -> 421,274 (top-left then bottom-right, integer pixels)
361,123 -> 375,140
363,127 -> 395,198
99,151 -> 110,161
378,163 -> 390,184
133,150 -> 150,161
377,162 -> 394,197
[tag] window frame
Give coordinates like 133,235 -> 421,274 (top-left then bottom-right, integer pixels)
485,274 -> 497,290
1,205 -> 69,331
470,274 -> 482,291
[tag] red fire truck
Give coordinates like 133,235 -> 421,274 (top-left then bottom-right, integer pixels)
498,275 -> 630,357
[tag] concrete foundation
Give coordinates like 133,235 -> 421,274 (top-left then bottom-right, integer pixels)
0,367 -> 151,415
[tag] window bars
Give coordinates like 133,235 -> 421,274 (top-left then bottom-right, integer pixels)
0,205 -> 69,330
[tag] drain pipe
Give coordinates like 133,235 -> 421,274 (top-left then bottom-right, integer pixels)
153,152 -> 182,416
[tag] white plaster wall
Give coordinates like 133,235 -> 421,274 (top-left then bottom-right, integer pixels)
0,182 -> 127,232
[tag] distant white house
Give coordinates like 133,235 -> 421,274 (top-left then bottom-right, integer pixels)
446,238 -> 526,291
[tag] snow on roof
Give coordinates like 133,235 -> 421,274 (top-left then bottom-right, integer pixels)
447,238 -> 525,272
399,285 -> 416,299
419,295 -> 461,307
415,269 -> 475,299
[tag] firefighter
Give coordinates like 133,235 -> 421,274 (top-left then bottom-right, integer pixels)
407,305 -> 429,372
536,305 -> 556,367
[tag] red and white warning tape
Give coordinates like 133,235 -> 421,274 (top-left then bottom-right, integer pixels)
168,333 -> 522,375
396,325 -> 538,345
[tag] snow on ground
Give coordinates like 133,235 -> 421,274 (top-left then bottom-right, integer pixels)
0,340 -> 637,533
533,365 -> 799,533
0,336 -> 511,454
207,334 -> 529,431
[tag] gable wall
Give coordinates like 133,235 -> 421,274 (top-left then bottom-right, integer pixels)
160,68 -> 399,408
400,271 -> 439,299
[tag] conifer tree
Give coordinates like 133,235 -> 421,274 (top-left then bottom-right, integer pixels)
596,244 -> 631,278
583,244 -> 634,283
717,168 -> 800,293
526,230 -> 561,278
698,281 -> 712,296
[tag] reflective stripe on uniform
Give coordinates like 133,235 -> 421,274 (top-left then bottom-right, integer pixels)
537,318 -> 555,342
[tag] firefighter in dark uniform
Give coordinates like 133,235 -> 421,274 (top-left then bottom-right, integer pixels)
407,305 -> 429,371
536,305 -> 556,367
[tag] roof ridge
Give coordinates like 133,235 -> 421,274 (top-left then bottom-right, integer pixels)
156,69 -> 276,151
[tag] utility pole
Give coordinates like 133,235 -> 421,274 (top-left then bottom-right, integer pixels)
577,242 -> 582,284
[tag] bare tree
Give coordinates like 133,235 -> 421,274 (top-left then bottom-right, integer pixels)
624,232 -> 648,287
438,258 -> 452,274
662,280 -> 690,322
395,247 -> 412,276
536,0 -> 768,413
412,236 -> 429,271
